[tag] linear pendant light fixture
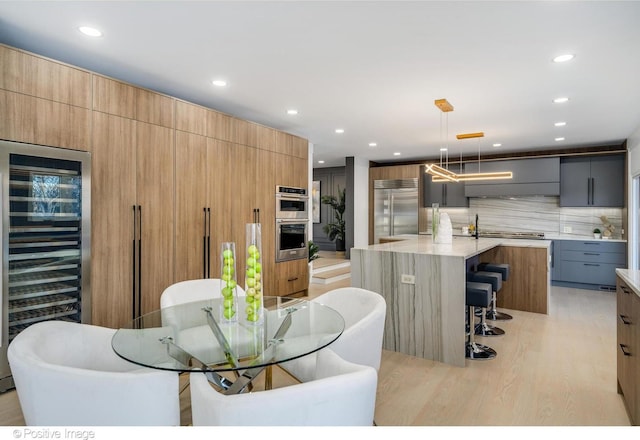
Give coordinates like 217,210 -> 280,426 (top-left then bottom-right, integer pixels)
430,130 -> 513,182
425,99 -> 458,182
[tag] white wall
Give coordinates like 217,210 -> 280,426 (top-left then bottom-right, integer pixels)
352,156 -> 369,249
627,124 -> 640,269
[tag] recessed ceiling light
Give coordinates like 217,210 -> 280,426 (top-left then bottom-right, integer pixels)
553,54 -> 575,63
212,80 -> 227,87
553,97 -> 569,103
554,121 -> 567,127
318,160 -> 325,164
369,143 -> 377,147
335,129 -> 344,134
439,148 -> 448,152
555,137 -> 565,142
287,109 -> 298,115
78,26 -> 102,37
493,143 -> 502,147
393,152 -> 401,156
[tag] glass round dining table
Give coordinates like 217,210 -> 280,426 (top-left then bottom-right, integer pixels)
111,296 -> 345,394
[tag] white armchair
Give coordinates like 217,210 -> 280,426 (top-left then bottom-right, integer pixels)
8,321 -> 180,426
160,278 -> 247,363
283,286 -> 386,382
189,348 -> 377,426
160,278 -> 245,308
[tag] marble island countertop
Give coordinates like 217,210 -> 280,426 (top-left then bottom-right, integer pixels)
361,235 -> 551,259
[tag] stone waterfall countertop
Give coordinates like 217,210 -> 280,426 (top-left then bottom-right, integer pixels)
362,235 -> 551,258
616,269 -> 640,299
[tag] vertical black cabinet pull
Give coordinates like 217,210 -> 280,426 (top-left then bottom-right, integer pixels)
203,207 -> 208,279
132,205 -> 137,321
137,205 -> 142,319
207,207 -> 211,278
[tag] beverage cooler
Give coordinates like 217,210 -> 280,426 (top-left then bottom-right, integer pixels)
0,140 -> 91,392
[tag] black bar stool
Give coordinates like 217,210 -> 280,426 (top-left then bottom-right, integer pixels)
467,271 -> 505,337
466,281 -> 497,360
478,263 -> 513,321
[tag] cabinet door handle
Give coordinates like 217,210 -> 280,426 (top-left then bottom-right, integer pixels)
583,263 -> 600,267
620,344 -> 632,356
621,286 -> 632,294
583,252 -> 600,256
620,314 -> 632,325
287,277 -> 299,282
132,205 -> 137,321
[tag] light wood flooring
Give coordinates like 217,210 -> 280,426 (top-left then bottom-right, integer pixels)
0,255 -> 632,426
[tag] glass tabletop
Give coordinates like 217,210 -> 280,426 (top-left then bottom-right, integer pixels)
111,296 -> 345,374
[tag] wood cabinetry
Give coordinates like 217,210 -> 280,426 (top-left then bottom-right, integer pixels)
0,44 -> 91,108
90,112 -> 136,327
91,116 -> 175,327
560,155 -> 624,207
174,131 -> 208,282
2,44 -> 310,324
0,89 -> 91,151
617,275 -> 640,425
478,245 -> 550,314
135,122 -> 175,315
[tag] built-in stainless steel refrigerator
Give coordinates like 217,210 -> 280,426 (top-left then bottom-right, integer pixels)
373,178 -> 418,243
0,140 -> 91,392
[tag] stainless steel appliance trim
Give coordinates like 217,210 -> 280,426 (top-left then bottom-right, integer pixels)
374,178 -> 418,190
275,219 -> 308,262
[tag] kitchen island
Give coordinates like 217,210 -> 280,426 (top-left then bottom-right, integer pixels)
351,236 -> 551,367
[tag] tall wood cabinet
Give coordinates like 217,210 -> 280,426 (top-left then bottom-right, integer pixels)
1,43 -> 310,328
91,113 -> 175,327
90,112 -> 136,327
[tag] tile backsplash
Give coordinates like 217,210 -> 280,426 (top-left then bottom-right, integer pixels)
420,196 -> 624,239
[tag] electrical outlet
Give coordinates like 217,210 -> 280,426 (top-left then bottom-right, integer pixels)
563,226 -> 572,233
401,274 -> 415,285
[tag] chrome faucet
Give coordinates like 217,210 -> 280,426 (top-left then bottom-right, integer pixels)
475,214 -> 479,240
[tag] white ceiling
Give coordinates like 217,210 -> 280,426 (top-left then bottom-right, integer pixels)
1,1 -> 639,168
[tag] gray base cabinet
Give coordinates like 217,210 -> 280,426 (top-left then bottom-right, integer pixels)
552,240 -> 626,290
560,155 -> 624,207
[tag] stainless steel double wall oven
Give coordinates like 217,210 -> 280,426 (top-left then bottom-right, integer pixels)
275,186 -> 308,262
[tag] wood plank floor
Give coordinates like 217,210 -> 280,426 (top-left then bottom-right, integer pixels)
0,265 -> 631,426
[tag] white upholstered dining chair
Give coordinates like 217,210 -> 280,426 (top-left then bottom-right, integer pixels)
160,278 -> 245,308
282,286 -> 386,383
189,348 -> 377,426
8,320 -> 180,426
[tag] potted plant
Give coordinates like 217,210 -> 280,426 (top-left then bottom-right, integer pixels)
308,240 -> 319,262
307,240 -> 319,285
321,186 -> 346,253
593,228 -> 602,239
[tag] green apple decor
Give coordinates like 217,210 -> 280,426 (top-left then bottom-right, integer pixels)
245,223 -> 263,324
220,242 -> 238,322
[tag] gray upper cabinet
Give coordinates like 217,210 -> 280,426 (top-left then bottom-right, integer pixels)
464,157 -> 560,197
421,164 -> 468,207
560,155 -> 624,207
